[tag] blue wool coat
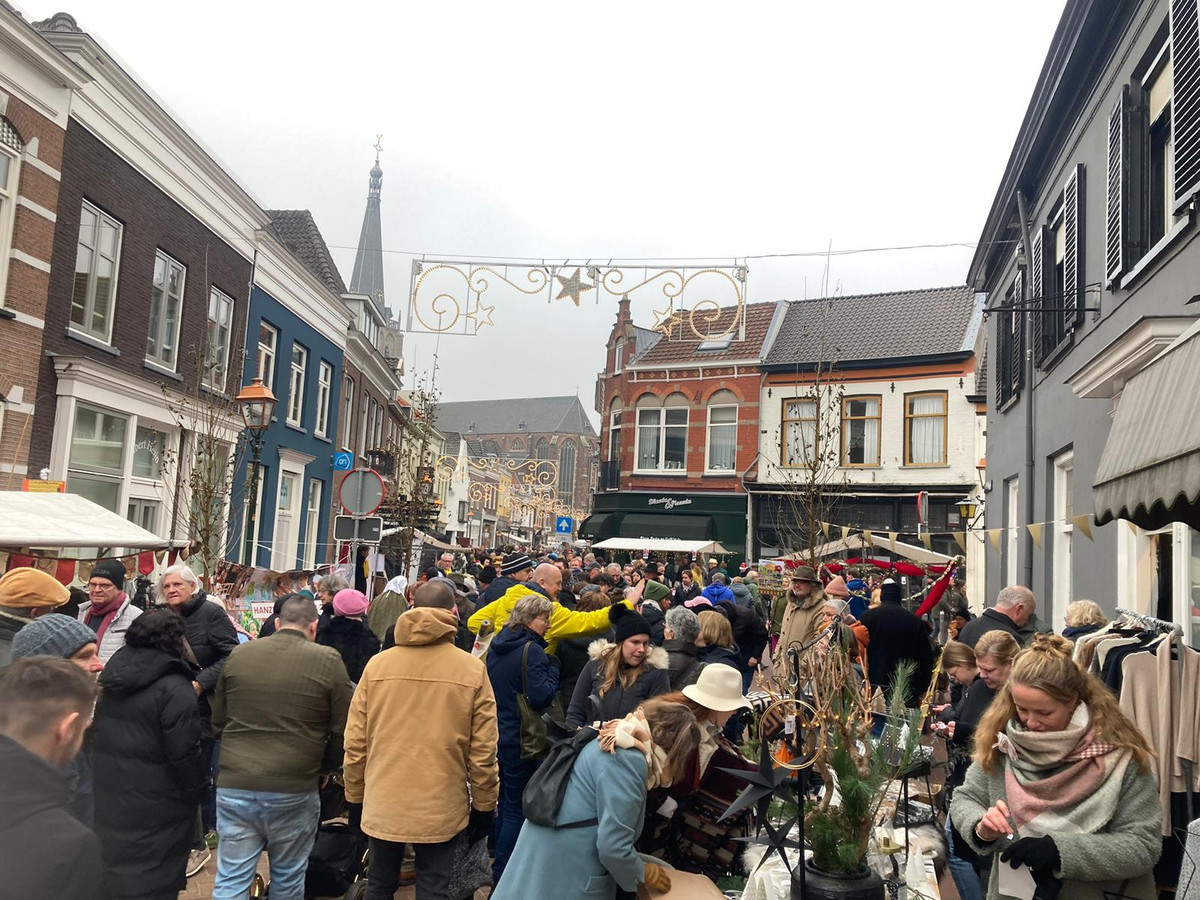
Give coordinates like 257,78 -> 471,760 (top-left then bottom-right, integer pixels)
486,626 -> 560,765
491,741 -> 648,900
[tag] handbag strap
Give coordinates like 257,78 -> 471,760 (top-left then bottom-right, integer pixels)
521,640 -> 530,697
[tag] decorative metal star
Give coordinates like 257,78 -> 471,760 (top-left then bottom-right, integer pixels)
467,302 -> 495,332
735,812 -> 806,873
555,267 -> 594,306
651,304 -> 683,336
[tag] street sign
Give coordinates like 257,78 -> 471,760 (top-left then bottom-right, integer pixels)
332,451 -> 354,471
334,515 -> 383,543
339,469 -> 386,516
555,516 -> 573,535
916,491 -> 929,526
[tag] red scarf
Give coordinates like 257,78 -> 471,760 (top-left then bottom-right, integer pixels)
86,592 -> 126,646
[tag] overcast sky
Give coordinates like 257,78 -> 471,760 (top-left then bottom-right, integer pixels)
25,1 -> 1067,413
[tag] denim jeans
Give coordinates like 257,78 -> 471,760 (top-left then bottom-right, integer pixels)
212,788 -> 319,900
945,815 -> 984,900
493,756 -> 536,884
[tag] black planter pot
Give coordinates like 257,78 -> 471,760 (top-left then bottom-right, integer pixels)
791,859 -> 884,900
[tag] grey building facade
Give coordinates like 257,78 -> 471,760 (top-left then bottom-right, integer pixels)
973,0 -> 1200,641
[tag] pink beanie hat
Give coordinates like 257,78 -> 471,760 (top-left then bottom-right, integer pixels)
824,575 -> 851,599
333,588 -> 369,617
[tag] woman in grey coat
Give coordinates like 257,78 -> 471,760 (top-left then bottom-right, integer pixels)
565,606 -> 671,729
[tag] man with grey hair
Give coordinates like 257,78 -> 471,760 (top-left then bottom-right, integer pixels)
663,606 -> 704,690
958,585 -> 1036,649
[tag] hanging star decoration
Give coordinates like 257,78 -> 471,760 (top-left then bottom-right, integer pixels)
555,267 -> 594,306
466,301 -> 495,333
651,303 -> 683,337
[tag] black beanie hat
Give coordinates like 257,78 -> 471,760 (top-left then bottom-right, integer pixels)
608,603 -> 652,644
91,558 -> 127,587
880,581 -> 903,605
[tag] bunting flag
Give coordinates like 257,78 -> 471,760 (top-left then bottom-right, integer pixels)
1127,520 -> 1139,536
952,532 -> 967,552
988,529 -> 1002,552
820,521 -> 830,539
1072,514 -> 1094,541
919,532 -> 933,551
840,525 -> 850,542
155,550 -> 167,566
168,550 -> 179,566
54,559 -> 76,586
77,560 -> 95,582
138,551 -> 155,576
862,530 -> 873,544
0,552 -> 8,572
1027,523 -> 1044,548
888,532 -> 898,554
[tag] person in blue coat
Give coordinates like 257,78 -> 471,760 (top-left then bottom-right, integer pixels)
700,572 -> 735,606
491,699 -> 701,900
486,593 -> 560,883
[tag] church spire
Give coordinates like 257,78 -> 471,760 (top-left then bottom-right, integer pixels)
349,136 -> 386,305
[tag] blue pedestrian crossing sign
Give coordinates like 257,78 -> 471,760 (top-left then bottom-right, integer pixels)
555,516 -> 573,534
333,451 -> 354,471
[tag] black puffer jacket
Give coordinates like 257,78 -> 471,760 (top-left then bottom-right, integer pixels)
565,641 -> 671,729
0,734 -> 103,899
714,600 -> 769,670
178,590 -> 238,732
316,616 -> 381,683
92,645 -> 205,898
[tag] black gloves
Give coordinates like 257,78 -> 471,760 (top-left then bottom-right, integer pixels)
1000,835 -> 1060,873
466,807 -> 495,844
346,802 -> 363,834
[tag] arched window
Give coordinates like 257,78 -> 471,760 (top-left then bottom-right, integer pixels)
607,399 -> 623,464
705,389 -> 739,472
534,438 -> 550,461
511,438 -> 523,452
635,392 -> 689,473
559,441 -> 577,507
0,117 -> 23,308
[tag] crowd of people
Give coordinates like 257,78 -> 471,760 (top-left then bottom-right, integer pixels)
0,546 -> 1172,900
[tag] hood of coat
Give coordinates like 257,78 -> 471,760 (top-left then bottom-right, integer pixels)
702,583 -> 733,601
730,583 -> 751,602
586,638 -> 669,669
488,624 -> 547,658
393,607 -> 458,647
100,645 -> 194,696
0,734 -> 70,830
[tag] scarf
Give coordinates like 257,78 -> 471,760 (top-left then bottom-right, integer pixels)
994,702 -> 1131,837
598,708 -> 670,790
85,593 -> 127,647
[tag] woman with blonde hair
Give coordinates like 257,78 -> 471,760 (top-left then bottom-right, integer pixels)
695,609 -> 740,670
951,634 -> 1160,900
1063,600 -> 1108,640
565,606 -> 670,729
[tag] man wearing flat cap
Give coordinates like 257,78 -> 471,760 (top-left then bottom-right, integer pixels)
0,566 -> 71,671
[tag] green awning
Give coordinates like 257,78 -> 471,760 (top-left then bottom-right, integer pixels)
578,513 -> 617,540
618,513 -> 714,542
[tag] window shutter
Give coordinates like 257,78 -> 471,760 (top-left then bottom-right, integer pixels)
1011,269 -> 1025,395
995,311 -> 1008,410
1170,0 -> 1200,210
1030,228 -> 1047,366
1106,89 -> 1128,282
1064,164 -> 1084,330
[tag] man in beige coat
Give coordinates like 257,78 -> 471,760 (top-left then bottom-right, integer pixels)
772,566 -> 827,680
344,580 -> 498,900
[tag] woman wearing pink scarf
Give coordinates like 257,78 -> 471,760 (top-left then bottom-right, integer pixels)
951,634 -> 1160,900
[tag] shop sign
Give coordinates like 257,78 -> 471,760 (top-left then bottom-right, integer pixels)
250,601 -> 276,620
647,496 -> 693,511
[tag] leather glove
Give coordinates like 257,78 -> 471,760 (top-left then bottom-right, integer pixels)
1030,870 -> 1064,900
345,802 -> 363,835
466,807 -> 495,844
642,862 -> 672,895
1000,835 -> 1061,873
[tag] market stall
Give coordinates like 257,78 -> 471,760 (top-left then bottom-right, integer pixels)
591,537 -> 732,555
0,492 -> 185,553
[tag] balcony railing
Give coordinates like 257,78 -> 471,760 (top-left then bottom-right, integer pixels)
599,459 -> 620,492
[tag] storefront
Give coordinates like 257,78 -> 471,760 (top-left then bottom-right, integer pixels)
580,491 -> 749,563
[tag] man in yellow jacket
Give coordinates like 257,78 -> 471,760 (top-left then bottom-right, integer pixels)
468,563 -> 640,655
343,580 -> 498,900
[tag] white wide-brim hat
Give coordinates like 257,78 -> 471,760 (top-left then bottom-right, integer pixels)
682,663 -> 751,712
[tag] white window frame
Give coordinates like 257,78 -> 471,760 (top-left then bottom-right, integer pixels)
315,361 -> 333,438
204,288 -> 233,391
608,405 -> 622,462
1052,450 -> 1075,629
71,200 -> 123,344
704,396 -> 739,474
287,343 -> 307,427
304,478 -> 322,567
0,129 -> 21,306
126,497 -> 161,533
614,343 -> 624,373
1005,477 -> 1020,587
342,376 -> 355,450
257,322 -> 278,391
360,390 -> 370,454
634,395 -> 689,474
146,249 -> 186,370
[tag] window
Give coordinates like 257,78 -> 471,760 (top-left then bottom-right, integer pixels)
904,392 -> 947,466
782,397 -> 817,467
71,201 -> 123,342
315,362 -> 333,437
840,395 -> 881,466
1147,49 -> 1176,246
304,478 -> 322,567
635,394 -> 688,472
68,404 -> 128,512
996,272 -> 1025,409
534,438 -> 550,462
132,426 -> 167,479
1053,450 -> 1075,625
458,500 -> 468,522
1032,167 -> 1084,366
614,343 -> 624,372
257,323 -> 278,390
559,441 -> 577,506
342,376 -> 355,449
0,117 -> 21,303
146,250 -> 185,368
127,498 -> 160,533
287,343 -> 307,426
608,403 -> 623,462
705,390 -> 738,472
204,289 -> 233,390
360,390 -> 370,453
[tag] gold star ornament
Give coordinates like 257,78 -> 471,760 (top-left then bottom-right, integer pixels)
651,304 -> 683,337
555,267 -> 594,306
467,302 -> 495,332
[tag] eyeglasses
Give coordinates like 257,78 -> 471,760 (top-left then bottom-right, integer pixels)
87,581 -> 116,591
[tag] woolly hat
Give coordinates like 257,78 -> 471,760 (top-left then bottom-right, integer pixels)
501,553 -> 534,577
13,613 -> 98,660
880,580 -> 903,605
642,580 -> 670,603
824,575 -> 851,599
0,567 -> 70,609
333,588 -> 369,617
90,558 -> 127,587
609,603 -> 652,643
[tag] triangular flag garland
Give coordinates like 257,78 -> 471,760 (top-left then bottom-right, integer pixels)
888,532 -> 898,554
919,532 -> 933,550
861,530 -> 873,545
988,529 -> 1002,553
1027,523 -> 1044,548
1072,514 -> 1094,541
820,521 -> 830,539
840,525 -> 850,542
952,532 -> 967,552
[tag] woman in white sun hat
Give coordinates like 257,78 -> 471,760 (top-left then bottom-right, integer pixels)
660,664 -> 752,790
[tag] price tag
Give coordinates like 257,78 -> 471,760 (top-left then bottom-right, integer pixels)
784,714 -> 796,735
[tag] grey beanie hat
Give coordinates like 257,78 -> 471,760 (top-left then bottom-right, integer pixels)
12,613 -> 98,660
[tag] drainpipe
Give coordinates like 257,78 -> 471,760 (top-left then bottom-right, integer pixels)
1015,190 -> 1035,586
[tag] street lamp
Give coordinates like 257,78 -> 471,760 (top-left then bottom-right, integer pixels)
236,377 -> 276,566
956,496 -> 980,526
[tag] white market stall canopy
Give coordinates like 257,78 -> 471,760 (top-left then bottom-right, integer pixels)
379,525 -> 462,552
778,533 -> 951,565
0,492 -> 183,551
592,537 -> 732,555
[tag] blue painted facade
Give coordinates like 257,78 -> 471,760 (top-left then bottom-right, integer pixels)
232,285 -> 344,569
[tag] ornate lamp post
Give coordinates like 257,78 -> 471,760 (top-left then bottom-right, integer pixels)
236,377 -> 276,566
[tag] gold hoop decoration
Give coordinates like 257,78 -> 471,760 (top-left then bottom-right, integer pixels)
759,697 -> 823,771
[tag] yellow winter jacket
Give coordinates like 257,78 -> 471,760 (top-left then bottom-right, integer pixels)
467,583 -> 629,655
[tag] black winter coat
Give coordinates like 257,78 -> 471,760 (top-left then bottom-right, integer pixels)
859,599 -> 935,705
556,628 -> 614,703
565,643 -> 671,728
714,600 -> 769,670
671,583 -> 700,608
641,600 -> 666,646
92,645 -> 205,898
479,575 -> 519,605
664,639 -> 704,690
486,627 -> 560,764
697,643 -> 742,671
316,616 -> 381,683
0,735 -> 103,899
957,608 -> 1021,650
178,590 -> 238,732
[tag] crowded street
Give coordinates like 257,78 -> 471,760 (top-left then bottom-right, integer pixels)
2,2 -> 1200,900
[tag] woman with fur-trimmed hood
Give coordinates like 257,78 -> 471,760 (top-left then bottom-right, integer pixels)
565,605 -> 671,729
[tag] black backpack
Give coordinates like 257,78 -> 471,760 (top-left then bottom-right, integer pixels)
521,725 -> 600,828
304,822 -> 367,897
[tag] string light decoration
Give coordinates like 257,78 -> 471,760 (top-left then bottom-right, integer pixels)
407,259 -> 749,341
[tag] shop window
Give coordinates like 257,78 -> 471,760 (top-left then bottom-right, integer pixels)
132,426 -> 168,479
